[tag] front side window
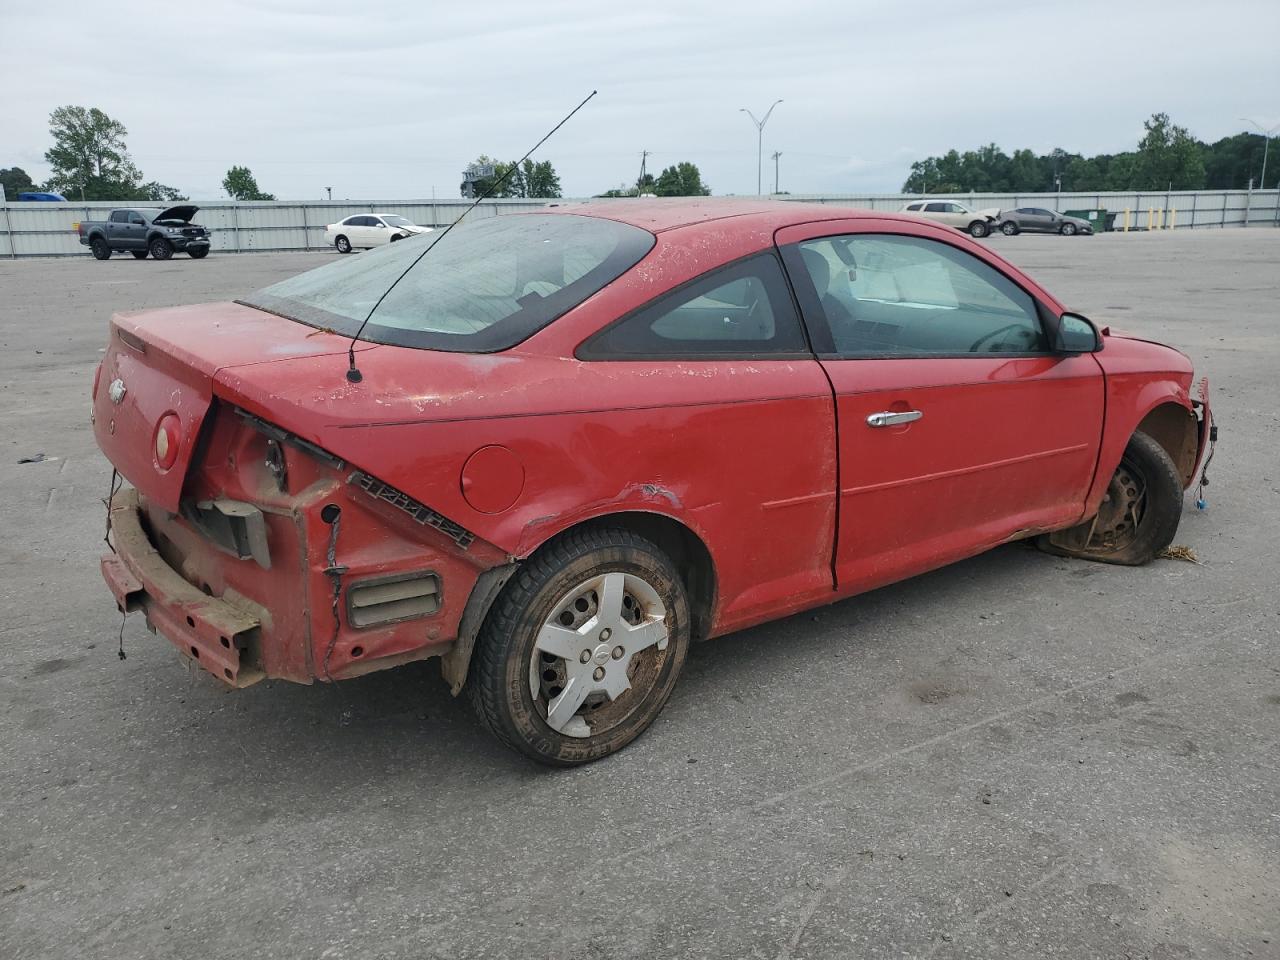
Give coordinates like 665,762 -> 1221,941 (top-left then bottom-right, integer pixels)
382,215 -> 413,227
579,253 -> 808,359
109,210 -> 129,223
242,214 -> 655,353
788,233 -> 1046,356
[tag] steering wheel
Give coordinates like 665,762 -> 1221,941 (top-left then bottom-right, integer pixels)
969,323 -> 1027,353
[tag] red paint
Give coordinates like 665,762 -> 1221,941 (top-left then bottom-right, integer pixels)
92,200 -> 1211,688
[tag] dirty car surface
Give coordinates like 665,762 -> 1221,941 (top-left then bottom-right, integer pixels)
92,199 -> 1213,765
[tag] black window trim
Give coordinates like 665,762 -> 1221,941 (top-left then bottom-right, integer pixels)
777,230 -> 1058,361
575,250 -> 816,362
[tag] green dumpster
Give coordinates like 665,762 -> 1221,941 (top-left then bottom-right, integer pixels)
1063,208 -> 1110,232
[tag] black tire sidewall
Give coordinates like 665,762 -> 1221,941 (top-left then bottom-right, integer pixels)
471,529 -> 691,766
1002,222 -> 1018,235
91,238 -> 111,259
149,238 -> 172,260
1062,223 -> 1076,235
336,236 -> 351,253
969,221 -> 989,238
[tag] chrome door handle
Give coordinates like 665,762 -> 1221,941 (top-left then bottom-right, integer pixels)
866,410 -> 923,428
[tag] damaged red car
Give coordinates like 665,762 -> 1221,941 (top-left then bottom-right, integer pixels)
93,200 -> 1214,764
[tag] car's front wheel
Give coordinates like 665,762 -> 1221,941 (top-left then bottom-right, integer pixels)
90,237 -> 112,260
1061,222 -> 1078,236
968,220 -> 989,238
469,527 -> 690,765
335,235 -> 352,254
1001,221 -> 1019,236
1037,431 -> 1182,565
131,250 -> 148,260
149,238 -> 173,260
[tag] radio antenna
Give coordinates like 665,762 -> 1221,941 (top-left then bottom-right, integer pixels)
345,89 -> 598,383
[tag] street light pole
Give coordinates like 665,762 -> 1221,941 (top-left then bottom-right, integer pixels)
1240,117 -> 1279,190
740,100 -> 783,196
772,151 -> 782,194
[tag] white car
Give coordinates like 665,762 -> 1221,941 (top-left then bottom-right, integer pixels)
324,213 -> 433,253
900,200 -> 1001,238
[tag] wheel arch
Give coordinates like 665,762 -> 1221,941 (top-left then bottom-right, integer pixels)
1136,401 -> 1200,487
441,509 -> 718,696
1086,387 -> 1196,515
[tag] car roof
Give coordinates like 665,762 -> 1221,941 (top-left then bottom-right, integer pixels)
540,198 -> 923,234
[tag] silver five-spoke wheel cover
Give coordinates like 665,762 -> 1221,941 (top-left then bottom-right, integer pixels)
530,571 -> 668,738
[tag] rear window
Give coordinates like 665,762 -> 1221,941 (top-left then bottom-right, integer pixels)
242,214 -> 655,353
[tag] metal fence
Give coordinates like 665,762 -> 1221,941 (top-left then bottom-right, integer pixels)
2,190 -> 1277,258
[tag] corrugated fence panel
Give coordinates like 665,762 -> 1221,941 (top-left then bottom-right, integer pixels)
2,193 -> 1276,257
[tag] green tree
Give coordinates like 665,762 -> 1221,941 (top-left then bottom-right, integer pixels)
44,105 -> 143,200
140,181 -> 186,202
0,166 -> 36,199
1203,131 -> 1272,189
1133,112 -> 1206,190
222,165 -> 275,200
654,162 -> 710,196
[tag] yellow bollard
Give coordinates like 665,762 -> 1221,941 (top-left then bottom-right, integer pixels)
1169,208 -> 1177,230
1123,208 -> 1131,231
1147,208 -> 1155,231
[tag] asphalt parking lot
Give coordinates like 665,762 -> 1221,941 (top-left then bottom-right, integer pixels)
1,229 -> 1278,960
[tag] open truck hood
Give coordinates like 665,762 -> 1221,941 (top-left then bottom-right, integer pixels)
153,204 -> 199,223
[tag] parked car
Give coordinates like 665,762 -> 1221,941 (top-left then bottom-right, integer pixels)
900,199 -> 1001,237
94,200 -> 1213,765
76,205 -> 211,260
998,207 -> 1094,236
324,213 -> 433,253
17,191 -> 67,201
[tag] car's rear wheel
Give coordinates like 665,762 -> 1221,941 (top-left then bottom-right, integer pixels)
90,237 -> 111,260
335,235 -> 352,254
1037,431 -> 1182,565
131,250 -> 148,260
149,238 -> 173,260
968,220 -> 989,238
469,526 -> 690,766
1061,222 -> 1077,236
1001,221 -> 1019,236
188,247 -> 208,259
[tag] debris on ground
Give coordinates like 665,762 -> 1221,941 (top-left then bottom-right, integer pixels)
17,453 -> 48,464
1158,545 -> 1202,564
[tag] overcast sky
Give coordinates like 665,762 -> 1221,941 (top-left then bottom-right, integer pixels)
3,0 -> 1277,200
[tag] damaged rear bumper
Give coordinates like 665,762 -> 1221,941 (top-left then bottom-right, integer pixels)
102,488 -> 265,686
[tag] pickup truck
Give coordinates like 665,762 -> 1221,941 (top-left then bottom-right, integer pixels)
76,204 -> 212,260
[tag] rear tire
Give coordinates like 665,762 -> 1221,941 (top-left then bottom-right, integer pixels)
968,220 -> 989,238
1061,222 -> 1077,236
1037,430 -> 1182,565
469,526 -> 690,766
1001,221 -> 1019,236
335,235 -> 352,254
149,237 -> 173,260
90,237 -> 111,260
131,250 -> 148,260
188,247 -> 208,259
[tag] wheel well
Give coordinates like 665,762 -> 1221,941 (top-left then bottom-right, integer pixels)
542,512 -> 717,641
1137,403 -> 1198,486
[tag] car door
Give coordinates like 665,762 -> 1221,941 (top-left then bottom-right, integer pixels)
370,216 -> 395,246
922,201 -> 954,227
776,219 -> 1105,597
1030,208 -> 1057,232
126,211 -> 148,250
577,251 -> 838,630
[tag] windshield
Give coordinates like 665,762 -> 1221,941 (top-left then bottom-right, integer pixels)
241,213 -> 655,353
382,215 -> 413,227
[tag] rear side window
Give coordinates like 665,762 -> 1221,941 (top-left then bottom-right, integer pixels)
579,253 -> 808,359
905,202 -> 923,211
243,214 -> 655,353
924,202 -> 947,212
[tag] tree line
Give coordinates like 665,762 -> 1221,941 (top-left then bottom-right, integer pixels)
903,113 -> 1276,194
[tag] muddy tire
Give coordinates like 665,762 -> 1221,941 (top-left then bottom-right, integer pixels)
1037,430 -> 1183,565
90,237 -> 111,260
149,237 -> 173,260
131,250 -> 148,260
469,526 -> 690,766
968,220 -> 989,238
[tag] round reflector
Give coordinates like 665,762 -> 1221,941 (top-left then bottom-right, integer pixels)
155,414 -> 180,470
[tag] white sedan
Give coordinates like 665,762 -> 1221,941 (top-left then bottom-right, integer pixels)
900,200 -> 1001,238
324,213 -> 433,253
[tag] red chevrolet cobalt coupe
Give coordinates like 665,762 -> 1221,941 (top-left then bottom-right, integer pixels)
94,201 -> 1213,764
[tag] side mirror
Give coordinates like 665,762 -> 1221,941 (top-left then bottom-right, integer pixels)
1050,312 -> 1102,353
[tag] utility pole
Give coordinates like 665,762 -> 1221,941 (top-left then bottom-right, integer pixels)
1239,117 -> 1278,190
740,100 -> 783,195
638,150 -> 651,195
325,186 -> 332,200
771,151 -> 782,194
